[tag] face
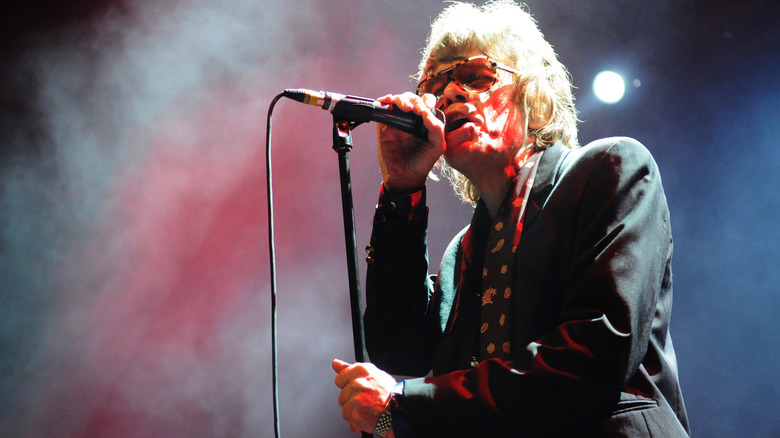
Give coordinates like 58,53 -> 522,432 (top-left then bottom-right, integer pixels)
420,51 -> 528,182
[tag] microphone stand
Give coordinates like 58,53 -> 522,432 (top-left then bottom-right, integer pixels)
331,116 -> 371,438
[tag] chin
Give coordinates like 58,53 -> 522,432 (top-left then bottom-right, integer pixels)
445,129 -> 480,151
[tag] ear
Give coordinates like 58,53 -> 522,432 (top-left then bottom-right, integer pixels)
526,84 -> 554,131
528,113 -> 547,130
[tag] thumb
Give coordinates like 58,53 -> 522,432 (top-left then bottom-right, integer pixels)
332,358 -> 350,373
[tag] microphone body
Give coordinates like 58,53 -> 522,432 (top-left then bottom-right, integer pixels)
283,88 -> 429,139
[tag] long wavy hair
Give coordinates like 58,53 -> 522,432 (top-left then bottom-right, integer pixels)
419,0 -> 579,204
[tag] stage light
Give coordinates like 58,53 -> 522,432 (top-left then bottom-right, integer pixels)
593,70 -> 625,104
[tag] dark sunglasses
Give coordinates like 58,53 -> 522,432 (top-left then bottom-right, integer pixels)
416,55 -> 521,97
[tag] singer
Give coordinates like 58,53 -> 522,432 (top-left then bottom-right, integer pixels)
332,1 -> 689,437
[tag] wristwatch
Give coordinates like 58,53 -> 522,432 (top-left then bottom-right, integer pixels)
375,381 -> 404,437
374,406 -> 392,438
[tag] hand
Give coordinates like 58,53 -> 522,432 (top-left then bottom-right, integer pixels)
332,358 -> 397,436
375,92 -> 446,193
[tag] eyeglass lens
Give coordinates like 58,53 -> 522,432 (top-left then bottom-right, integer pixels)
418,58 -> 497,97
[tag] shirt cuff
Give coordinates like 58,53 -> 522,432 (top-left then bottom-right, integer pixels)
374,184 -> 427,222
387,381 -> 414,438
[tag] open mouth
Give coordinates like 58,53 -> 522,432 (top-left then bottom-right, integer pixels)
446,118 -> 470,133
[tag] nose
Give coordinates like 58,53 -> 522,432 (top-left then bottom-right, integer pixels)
443,80 -> 470,101
437,80 -> 470,109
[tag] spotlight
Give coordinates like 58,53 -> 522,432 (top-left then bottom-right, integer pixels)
593,70 -> 625,104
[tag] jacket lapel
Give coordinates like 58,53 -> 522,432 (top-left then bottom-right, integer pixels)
522,142 -> 569,229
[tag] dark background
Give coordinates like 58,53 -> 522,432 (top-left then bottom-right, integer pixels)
2,0 -> 779,436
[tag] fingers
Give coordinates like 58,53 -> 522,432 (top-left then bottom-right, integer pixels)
378,93 -> 446,141
332,358 -> 350,374
377,92 -> 441,123
376,92 -> 418,111
342,402 -> 382,434
374,92 -> 445,192
421,92 -> 437,109
332,360 -> 398,435
333,360 -> 373,389
339,386 -> 385,433
375,92 -> 445,138
333,361 -> 396,405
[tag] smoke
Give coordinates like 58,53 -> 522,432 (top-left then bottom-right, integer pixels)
2,0 -> 780,437
0,0 -> 451,435
0,0 -> 342,436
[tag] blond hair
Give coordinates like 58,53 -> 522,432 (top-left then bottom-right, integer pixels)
420,0 -> 579,204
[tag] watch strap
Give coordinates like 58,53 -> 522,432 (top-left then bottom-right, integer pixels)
374,406 -> 392,437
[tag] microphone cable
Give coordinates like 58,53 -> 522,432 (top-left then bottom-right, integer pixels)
265,91 -> 376,438
266,92 -> 284,438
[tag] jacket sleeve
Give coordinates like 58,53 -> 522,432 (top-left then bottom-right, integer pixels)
393,138 -> 676,436
363,189 -> 443,377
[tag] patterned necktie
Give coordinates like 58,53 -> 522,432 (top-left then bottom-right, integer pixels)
479,149 -> 542,360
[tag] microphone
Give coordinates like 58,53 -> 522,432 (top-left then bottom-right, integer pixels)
283,88 -> 438,139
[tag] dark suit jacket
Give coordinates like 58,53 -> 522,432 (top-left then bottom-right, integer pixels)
364,138 -> 690,437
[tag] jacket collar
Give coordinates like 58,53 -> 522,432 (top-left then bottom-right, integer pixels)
522,142 -> 570,228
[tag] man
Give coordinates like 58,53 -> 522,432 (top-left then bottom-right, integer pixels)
332,1 -> 690,437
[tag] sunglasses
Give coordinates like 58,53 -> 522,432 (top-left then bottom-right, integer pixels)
416,55 -> 521,97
